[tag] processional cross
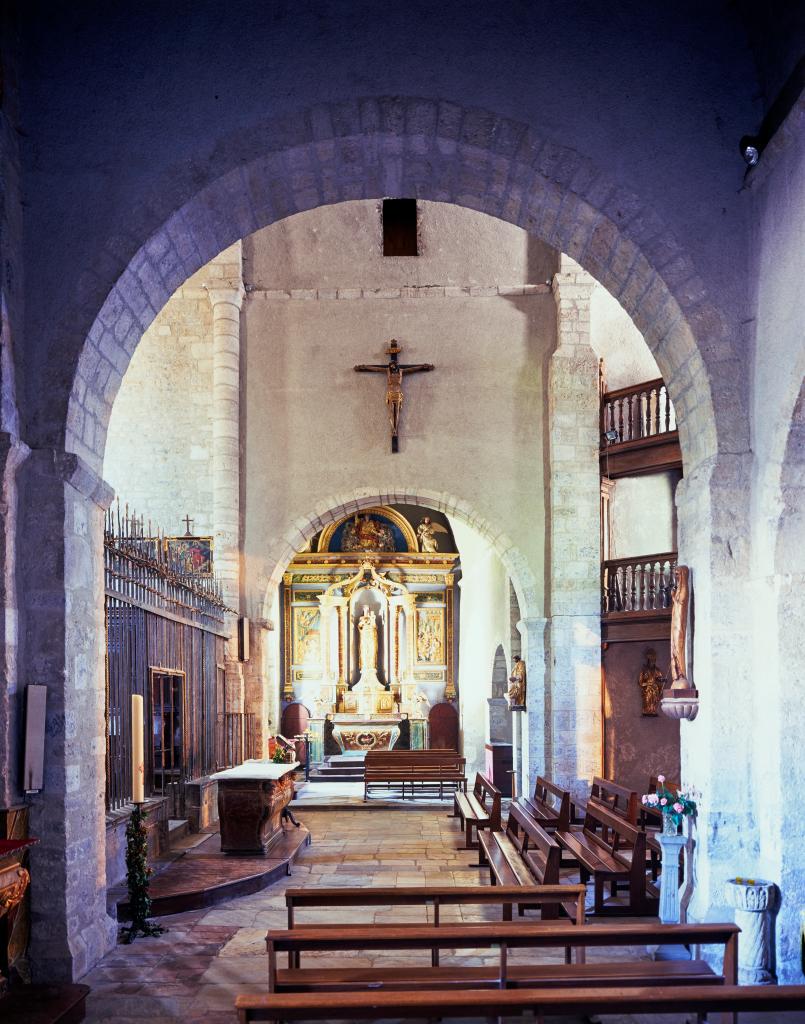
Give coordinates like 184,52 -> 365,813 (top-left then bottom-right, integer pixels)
354,339 -> 434,452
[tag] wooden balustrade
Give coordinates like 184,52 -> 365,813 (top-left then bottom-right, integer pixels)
602,553 -> 677,616
601,377 -> 676,446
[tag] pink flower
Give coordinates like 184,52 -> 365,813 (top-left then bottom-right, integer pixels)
648,794 -> 659,805
673,802 -> 684,813
660,797 -> 668,806
657,774 -> 665,783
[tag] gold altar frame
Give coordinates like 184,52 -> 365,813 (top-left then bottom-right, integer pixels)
317,506 -> 418,554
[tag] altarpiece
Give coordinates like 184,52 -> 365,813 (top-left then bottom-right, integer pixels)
281,507 -> 457,757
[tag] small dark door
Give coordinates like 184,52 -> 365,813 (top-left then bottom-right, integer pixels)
428,702 -> 459,751
281,702 -> 311,764
150,670 -> 185,815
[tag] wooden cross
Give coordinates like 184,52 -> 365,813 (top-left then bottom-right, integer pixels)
182,514 -> 194,536
354,340 -> 434,453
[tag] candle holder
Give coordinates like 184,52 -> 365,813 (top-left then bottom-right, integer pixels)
120,803 -> 165,943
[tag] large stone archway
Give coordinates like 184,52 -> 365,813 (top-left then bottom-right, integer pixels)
17,99 -> 749,982
58,98 -> 727,481
258,487 -> 541,786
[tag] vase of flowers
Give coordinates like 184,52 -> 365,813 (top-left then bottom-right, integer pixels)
641,774 -> 697,834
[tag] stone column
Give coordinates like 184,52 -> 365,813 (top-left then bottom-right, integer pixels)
548,256 -> 602,801
725,879 -> 778,984
517,615 -> 548,798
206,283 -> 244,613
0,433 -> 29,813
207,279 -> 245,736
19,449 -> 117,980
657,834 -> 687,924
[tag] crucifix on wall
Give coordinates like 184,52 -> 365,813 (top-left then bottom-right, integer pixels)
354,340 -> 434,452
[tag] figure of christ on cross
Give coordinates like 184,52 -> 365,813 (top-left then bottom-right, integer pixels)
354,340 -> 435,452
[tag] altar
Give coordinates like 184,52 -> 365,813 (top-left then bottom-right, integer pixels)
211,760 -> 298,854
280,506 -> 459,761
330,714 -> 402,753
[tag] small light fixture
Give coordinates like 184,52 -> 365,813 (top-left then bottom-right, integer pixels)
739,136 -> 760,167
604,429 -> 619,444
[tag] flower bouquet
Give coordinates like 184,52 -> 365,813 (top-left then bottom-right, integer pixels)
641,774 -> 697,834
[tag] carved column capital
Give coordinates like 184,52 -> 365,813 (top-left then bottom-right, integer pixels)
205,283 -> 245,310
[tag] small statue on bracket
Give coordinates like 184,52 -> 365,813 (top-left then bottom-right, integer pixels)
638,648 -> 665,716
507,655 -> 526,709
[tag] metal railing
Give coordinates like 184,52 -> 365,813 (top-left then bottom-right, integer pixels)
602,553 -> 677,615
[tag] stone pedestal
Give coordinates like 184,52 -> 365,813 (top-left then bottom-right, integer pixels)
657,834 -> 687,924
725,878 -> 778,984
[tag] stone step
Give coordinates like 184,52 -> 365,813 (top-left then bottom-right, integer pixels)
168,818 -> 190,843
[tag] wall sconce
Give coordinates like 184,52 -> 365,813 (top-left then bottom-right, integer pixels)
603,429 -> 619,444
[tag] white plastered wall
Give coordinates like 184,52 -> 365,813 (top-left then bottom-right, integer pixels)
450,517 -> 513,778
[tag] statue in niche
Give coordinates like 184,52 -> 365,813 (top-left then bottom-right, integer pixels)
638,648 -> 665,716
417,516 -> 449,553
357,605 -> 378,672
669,565 -> 691,688
507,655 -> 527,708
342,514 -> 395,552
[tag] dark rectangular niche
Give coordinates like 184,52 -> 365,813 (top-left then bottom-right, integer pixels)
382,197 -> 418,256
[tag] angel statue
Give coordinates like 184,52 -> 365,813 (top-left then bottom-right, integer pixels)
417,516 -> 448,553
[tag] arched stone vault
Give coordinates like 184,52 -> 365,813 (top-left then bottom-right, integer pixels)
258,485 -> 539,623
59,97 -> 731,481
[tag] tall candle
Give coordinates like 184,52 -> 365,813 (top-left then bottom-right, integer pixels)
131,694 -> 145,804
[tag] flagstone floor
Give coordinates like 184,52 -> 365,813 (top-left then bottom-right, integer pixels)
82,806 -> 803,1024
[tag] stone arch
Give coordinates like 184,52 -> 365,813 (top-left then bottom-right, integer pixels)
775,377 -> 805,575
259,485 -> 539,623
62,97 -> 727,482
491,644 -> 509,700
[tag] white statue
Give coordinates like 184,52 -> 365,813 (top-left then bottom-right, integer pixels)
357,605 -> 378,672
417,516 -> 449,553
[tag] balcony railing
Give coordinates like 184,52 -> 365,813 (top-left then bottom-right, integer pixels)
602,553 -> 677,616
601,378 -> 676,447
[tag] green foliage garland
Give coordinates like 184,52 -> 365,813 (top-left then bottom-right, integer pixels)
120,804 -> 165,943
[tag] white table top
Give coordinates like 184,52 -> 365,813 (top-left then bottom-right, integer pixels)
211,760 -> 299,782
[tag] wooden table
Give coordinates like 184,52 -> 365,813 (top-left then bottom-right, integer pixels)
211,761 -> 298,855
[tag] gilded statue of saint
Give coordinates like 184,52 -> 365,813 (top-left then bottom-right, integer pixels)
507,655 -> 526,708
638,648 -> 665,715
357,605 -> 378,672
416,516 -> 449,553
669,565 -> 690,688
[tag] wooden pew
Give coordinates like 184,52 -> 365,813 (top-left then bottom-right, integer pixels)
284,884 -> 586,967
363,750 -> 466,800
516,775 -> 570,831
555,797 -> 657,915
452,772 -> 501,849
257,919 -> 738,997
590,776 -> 638,822
237,983 -> 805,1022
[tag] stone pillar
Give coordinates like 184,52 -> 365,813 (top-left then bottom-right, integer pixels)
657,834 -> 687,924
724,879 -> 778,984
19,449 -> 117,981
548,256 -> 602,800
0,433 -> 29,812
206,283 -> 244,613
517,615 -> 547,797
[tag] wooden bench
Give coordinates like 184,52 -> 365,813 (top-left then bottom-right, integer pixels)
452,772 -> 501,848
254,920 -> 739,1011
364,750 -> 466,800
556,797 -> 657,915
284,883 -> 586,966
516,775 -> 570,831
237,982 -> 805,1022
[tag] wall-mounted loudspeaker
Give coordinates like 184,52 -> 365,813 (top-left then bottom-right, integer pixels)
238,617 -> 250,662
23,684 -> 47,794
